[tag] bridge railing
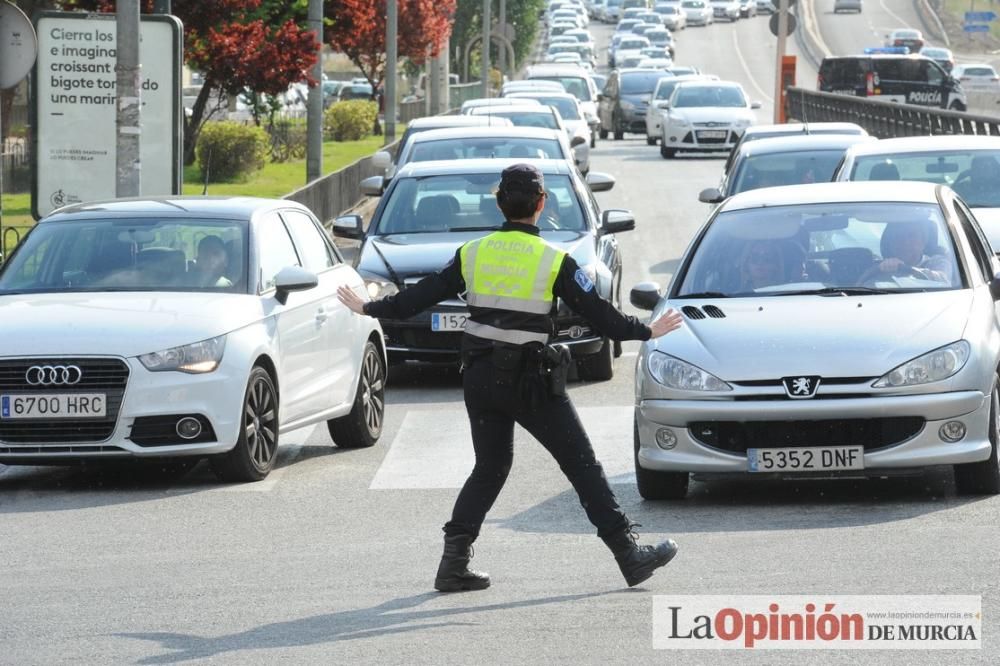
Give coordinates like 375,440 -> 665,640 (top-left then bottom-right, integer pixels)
785,87 -> 1000,139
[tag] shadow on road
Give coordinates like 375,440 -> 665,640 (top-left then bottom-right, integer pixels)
116,590 -> 616,664
497,467 -> 995,534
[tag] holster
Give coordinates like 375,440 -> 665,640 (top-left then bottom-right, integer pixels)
518,343 -> 571,407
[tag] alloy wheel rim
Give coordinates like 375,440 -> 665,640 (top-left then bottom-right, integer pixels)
245,377 -> 277,471
361,349 -> 385,436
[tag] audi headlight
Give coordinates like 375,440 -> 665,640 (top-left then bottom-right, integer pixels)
647,352 -> 731,391
363,276 -> 399,300
872,341 -> 971,388
139,335 -> 227,374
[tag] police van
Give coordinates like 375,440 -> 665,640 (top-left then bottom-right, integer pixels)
818,49 -> 967,111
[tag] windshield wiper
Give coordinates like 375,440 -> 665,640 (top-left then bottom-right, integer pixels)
676,291 -> 729,299
776,287 -> 892,296
449,226 -> 501,233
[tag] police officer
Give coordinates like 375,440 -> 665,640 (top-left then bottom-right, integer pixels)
337,163 -> 684,591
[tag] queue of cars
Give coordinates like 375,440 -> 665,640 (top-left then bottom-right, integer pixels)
9,0 -> 1000,505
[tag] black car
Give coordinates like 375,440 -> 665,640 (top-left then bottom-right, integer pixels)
332,159 -> 637,380
598,68 -> 668,139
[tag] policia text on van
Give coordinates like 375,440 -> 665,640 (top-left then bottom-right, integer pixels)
818,54 -> 967,111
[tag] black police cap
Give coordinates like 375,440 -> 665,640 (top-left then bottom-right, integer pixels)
498,163 -> 545,195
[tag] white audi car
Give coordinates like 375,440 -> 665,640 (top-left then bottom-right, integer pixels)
0,197 -> 386,482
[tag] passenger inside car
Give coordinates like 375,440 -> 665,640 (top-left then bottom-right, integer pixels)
737,240 -> 805,291
863,221 -> 953,283
189,235 -> 234,288
952,154 -> 1000,204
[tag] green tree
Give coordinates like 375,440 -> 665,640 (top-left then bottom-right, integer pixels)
449,0 -> 544,81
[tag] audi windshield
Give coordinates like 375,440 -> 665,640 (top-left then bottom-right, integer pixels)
0,219 -> 249,294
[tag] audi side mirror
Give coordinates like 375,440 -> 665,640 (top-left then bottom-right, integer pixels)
571,135 -> 587,148
274,266 -> 319,305
601,209 -> 635,234
630,281 -> 662,311
990,272 -> 1000,301
360,175 -> 384,197
586,171 -> 616,192
750,101 -> 762,110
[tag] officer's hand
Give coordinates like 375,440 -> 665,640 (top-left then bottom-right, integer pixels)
337,285 -> 368,315
649,309 -> 683,339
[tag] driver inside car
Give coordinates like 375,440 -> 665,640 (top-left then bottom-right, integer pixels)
872,221 -> 952,283
190,235 -> 234,288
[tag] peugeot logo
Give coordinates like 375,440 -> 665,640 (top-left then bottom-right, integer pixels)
25,365 -> 83,386
782,376 -> 821,399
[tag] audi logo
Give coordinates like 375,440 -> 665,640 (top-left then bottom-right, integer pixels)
25,365 -> 83,386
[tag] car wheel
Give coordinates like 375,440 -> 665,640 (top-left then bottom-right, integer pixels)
599,127 -> 608,140
955,382 -> 1000,495
660,144 -> 676,159
210,366 -> 279,482
328,340 -> 385,448
646,135 -> 657,146
634,420 -> 689,499
578,337 -> 614,381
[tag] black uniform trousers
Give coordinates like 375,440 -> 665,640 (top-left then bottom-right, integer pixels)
443,356 -> 629,540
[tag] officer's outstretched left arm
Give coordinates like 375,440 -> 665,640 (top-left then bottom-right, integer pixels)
337,250 -> 465,319
555,256 -> 681,341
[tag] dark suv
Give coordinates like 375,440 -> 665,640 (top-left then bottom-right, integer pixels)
818,54 -> 966,111
598,68 -> 668,139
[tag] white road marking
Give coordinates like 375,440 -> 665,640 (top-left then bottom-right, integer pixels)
732,27 -> 774,104
370,406 -> 636,490
877,0 -> 914,32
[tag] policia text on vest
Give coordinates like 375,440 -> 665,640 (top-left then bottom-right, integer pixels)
337,163 -> 685,591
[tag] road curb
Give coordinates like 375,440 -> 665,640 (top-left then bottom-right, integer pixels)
793,0 -> 830,72
914,0 -> 950,48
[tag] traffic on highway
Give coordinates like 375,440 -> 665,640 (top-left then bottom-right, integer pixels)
2,0 -> 998,661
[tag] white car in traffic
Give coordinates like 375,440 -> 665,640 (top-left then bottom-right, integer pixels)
0,197 -> 386,482
659,80 -> 760,157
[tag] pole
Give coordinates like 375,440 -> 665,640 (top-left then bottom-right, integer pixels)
306,0 -> 323,181
116,0 -> 141,197
498,0 -> 506,78
385,0 -> 397,143
772,0 -> 789,124
481,0 -> 491,98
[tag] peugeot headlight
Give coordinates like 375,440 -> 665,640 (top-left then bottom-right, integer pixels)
647,352 -> 731,391
139,335 -> 227,374
872,341 -> 971,388
362,276 -> 399,300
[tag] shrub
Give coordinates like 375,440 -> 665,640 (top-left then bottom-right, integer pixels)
267,119 -> 307,162
324,100 -> 377,141
195,121 -> 268,182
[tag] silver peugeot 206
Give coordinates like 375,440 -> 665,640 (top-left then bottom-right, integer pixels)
630,181 -> 1000,499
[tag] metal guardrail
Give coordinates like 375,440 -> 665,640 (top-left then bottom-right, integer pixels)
785,87 -> 1000,138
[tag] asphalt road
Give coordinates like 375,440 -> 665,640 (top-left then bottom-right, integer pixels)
2,15 -> 999,666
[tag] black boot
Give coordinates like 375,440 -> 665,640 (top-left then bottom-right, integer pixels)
602,523 -> 678,588
434,534 -> 491,592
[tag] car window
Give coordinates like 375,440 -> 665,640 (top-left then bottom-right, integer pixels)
530,75 -> 591,101
673,85 -> 746,107
0,218 -> 248,294
874,60 -> 904,81
376,173 -> 587,234
676,202 -> 964,297
965,66 -> 995,76
920,61 -> 944,85
849,150 -> 1000,207
621,72 -> 662,95
654,78 -> 680,99
953,201 -> 993,281
257,213 -> 301,292
487,111 -> 560,129
407,137 -> 565,162
281,210 -> 337,272
730,149 -> 848,193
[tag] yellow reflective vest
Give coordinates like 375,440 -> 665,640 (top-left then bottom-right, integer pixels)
460,230 -> 566,346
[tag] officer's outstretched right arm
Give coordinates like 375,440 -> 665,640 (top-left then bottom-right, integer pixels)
362,249 -> 466,320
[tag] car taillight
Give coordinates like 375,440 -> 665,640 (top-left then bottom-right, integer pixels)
866,71 -> 874,95
894,39 -> 903,46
